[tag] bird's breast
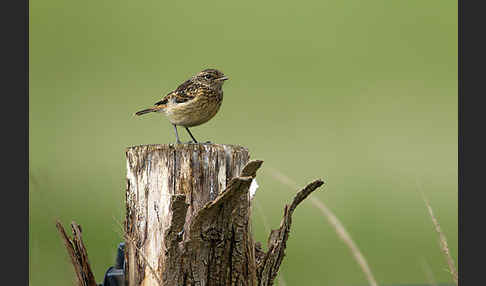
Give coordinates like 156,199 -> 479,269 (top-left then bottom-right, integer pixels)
164,91 -> 223,127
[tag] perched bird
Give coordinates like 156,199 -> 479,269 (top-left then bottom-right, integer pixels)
134,69 -> 228,144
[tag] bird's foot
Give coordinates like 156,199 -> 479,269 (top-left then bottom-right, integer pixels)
188,141 -> 211,144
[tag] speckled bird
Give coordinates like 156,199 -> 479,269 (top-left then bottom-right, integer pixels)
134,69 -> 228,144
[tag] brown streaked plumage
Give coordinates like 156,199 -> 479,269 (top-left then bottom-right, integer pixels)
134,69 -> 228,144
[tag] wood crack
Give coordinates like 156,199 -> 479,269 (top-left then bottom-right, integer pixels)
228,226 -> 235,285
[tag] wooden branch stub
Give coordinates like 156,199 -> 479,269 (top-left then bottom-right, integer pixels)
257,179 -> 325,286
185,175 -> 259,286
188,176 -> 254,239
56,220 -> 97,286
240,160 -> 263,177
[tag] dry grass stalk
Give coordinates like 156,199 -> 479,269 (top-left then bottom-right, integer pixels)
254,200 -> 271,234
419,257 -> 438,286
267,167 -> 378,286
254,200 -> 287,286
102,219 -> 161,286
421,192 -> 458,286
124,232 -> 163,286
308,197 -> 378,286
111,217 -> 163,286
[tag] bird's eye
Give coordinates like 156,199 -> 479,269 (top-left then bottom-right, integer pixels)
205,74 -> 212,80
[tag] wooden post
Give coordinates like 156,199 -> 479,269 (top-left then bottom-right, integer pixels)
57,143 -> 324,286
124,143 -> 253,286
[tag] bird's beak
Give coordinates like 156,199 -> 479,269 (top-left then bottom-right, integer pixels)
216,76 -> 229,82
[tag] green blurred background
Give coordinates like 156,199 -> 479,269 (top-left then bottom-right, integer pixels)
29,0 -> 457,285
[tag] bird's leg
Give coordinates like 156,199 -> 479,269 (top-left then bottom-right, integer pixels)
184,127 -> 199,144
173,124 -> 182,144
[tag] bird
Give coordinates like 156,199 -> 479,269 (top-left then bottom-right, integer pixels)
134,69 -> 228,144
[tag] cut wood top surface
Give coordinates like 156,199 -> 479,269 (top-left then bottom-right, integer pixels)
125,143 -> 249,153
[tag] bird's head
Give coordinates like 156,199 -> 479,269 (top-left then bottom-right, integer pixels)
194,69 -> 228,89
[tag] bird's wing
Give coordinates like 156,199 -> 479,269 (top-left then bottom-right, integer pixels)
154,79 -> 196,106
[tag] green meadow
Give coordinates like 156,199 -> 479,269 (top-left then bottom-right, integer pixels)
30,0 -> 457,285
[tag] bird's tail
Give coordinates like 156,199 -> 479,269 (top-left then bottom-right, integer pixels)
134,106 -> 163,116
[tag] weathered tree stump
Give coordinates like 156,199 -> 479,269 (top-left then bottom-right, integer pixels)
124,144 -> 323,286
125,144 -> 253,286
57,143 -> 324,286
